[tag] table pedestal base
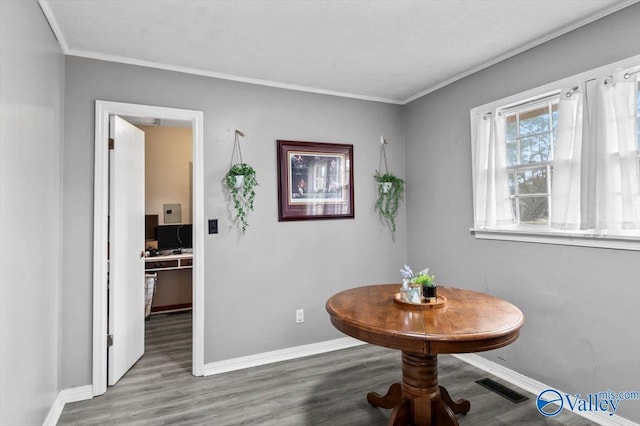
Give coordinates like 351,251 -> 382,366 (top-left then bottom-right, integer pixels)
367,353 -> 470,426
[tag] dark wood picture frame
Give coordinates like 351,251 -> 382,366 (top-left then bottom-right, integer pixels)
277,140 -> 354,221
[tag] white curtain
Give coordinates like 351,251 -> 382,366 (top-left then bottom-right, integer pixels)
472,112 -> 514,227
593,70 -> 640,230
552,68 -> 640,232
580,80 -> 599,230
551,88 -> 584,230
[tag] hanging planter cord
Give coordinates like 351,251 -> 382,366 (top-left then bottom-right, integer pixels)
378,136 -> 389,175
230,129 -> 245,167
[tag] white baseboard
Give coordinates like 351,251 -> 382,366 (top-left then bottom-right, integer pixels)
203,337 -> 365,376
454,353 -> 639,426
43,394 -> 65,426
43,385 -> 93,426
60,385 -> 93,404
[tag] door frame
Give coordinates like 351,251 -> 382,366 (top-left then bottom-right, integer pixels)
93,100 -> 204,396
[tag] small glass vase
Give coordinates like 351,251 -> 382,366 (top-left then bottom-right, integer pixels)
403,285 -> 422,304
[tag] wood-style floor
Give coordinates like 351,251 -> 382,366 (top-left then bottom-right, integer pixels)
59,312 -> 592,425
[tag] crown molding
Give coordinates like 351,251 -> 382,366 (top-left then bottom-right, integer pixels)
39,0 -> 638,106
65,49 -> 404,105
38,0 -> 69,52
402,0 -> 640,104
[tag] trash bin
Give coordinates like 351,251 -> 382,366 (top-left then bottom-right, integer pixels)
144,273 -> 157,318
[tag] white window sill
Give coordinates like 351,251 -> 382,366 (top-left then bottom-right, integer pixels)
470,226 -> 640,251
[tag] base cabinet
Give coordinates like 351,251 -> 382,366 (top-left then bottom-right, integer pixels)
145,254 -> 193,314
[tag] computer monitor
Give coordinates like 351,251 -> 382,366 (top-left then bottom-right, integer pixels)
156,224 -> 192,252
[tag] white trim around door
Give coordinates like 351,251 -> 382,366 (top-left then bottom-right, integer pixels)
93,100 -> 204,396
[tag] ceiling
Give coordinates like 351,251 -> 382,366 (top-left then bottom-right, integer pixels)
39,0 -> 637,104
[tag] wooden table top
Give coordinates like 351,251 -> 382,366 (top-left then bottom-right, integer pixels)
326,284 -> 524,355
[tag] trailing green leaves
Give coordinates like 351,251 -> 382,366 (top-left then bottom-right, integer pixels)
374,172 -> 405,233
224,163 -> 258,233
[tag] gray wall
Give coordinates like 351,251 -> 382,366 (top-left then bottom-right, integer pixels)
0,1 -> 65,424
61,58 -> 407,387
404,5 -> 640,422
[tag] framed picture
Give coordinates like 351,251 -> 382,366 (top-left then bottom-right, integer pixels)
277,140 -> 354,221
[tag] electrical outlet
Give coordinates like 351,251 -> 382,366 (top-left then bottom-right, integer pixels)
296,309 -> 304,324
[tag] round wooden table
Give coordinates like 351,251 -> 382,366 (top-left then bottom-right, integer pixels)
326,284 -> 524,426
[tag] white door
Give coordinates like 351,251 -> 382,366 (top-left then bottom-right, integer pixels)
108,116 -> 145,385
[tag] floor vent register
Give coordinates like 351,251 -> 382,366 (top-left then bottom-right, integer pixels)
475,378 -> 529,403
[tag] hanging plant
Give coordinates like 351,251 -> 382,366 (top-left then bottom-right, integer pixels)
374,172 -> 405,232
374,137 -> 405,233
224,130 -> 258,233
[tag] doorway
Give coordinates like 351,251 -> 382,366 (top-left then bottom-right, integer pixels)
92,101 -> 204,396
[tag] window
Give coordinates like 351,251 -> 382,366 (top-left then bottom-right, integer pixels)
470,57 -> 640,250
504,97 -> 559,225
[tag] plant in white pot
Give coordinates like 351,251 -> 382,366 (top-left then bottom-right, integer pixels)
224,163 -> 257,233
224,130 -> 258,233
374,137 -> 405,233
374,172 -> 405,232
